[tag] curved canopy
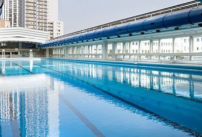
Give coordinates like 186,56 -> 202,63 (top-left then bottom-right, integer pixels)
40,8 -> 202,48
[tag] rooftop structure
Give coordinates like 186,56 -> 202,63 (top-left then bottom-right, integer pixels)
0,27 -> 49,57
40,1 -> 202,65
51,0 -> 202,40
40,2 -> 202,46
0,27 -> 49,43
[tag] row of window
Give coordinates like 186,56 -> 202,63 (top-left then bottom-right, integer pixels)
196,38 -> 202,42
126,38 -> 202,46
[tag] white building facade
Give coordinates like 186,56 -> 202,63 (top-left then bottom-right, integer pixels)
47,0 -> 63,39
0,27 -> 49,57
44,1 -> 202,64
48,21 -> 64,39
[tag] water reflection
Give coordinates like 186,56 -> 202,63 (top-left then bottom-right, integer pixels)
48,61 -> 202,101
45,60 -> 202,135
0,75 -> 60,137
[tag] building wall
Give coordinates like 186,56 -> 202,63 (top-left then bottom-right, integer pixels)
48,0 -> 58,21
1,0 -> 63,39
0,27 -> 49,57
2,0 -> 23,27
0,19 -> 10,27
47,0 -> 63,39
48,21 -> 64,39
0,27 -> 50,43
25,0 -> 48,31
2,0 -> 48,31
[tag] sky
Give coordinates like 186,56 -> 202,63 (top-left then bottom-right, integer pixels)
59,0 -> 191,34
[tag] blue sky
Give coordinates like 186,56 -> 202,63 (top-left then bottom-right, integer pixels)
59,0 -> 191,34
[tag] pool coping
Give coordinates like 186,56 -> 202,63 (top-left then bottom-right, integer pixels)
1,57 -> 202,70
47,58 -> 202,70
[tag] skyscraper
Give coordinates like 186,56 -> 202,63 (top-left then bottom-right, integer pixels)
1,0 -> 48,31
1,0 -> 63,37
23,0 -> 48,31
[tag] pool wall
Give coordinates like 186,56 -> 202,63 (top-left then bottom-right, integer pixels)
48,58 -> 202,71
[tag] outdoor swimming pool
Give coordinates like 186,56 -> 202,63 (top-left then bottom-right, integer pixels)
0,59 -> 202,137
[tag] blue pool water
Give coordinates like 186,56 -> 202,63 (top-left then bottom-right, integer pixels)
0,59 -> 202,137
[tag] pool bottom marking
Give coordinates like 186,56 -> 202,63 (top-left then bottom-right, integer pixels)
12,62 -> 33,74
59,95 -> 105,137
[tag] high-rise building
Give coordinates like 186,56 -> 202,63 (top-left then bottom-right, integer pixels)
2,0 -> 48,31
1,0 -> 63,38
48,0 -> 63,39
24,0 -> 48,31
48,21 -> 63,39
2,0 -> 23,27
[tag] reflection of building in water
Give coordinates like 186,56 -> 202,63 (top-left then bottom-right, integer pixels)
0,75 -> 60,136
0,92 -> 11,121
61,61 -> 202,100
24,89 -> 49,136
